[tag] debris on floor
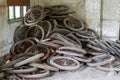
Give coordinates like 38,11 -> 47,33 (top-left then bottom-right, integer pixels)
0,5 -> 120,80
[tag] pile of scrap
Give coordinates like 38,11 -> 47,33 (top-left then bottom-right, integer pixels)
0,5 -> 119,79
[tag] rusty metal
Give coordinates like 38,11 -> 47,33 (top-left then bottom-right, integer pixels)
10,39 -> 34,54
25,25 -> 45,41
24,6 -> 45,26
14,25 -> 29,43
17,70 -> 50,79
39,20 -> 52,38
49,56 -> 81,70
50,5 -> 69,11
87,54 -> 115,67
24,44 -> 51,60
64,17 -> 84,31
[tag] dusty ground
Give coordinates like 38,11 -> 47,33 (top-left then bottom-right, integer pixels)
40,67 -> 120,80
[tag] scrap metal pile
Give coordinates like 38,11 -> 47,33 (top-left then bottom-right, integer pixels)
0,5 -> 120,79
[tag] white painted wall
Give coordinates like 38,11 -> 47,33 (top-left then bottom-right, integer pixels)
102,21 -> 119,41
102,0 -> 120,40
85,0 -> 101,35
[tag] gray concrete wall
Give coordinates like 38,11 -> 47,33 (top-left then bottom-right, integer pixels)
85,0 -> 101,35
0,0 -> 22,57
102,0 -> 120,40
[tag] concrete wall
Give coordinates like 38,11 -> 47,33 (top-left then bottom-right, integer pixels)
85,0 -> 120,40
0,0 -> 22,57
85,0 -> 101,35
102,0 -> 120,40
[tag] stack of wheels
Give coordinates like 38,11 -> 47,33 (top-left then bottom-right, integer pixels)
86,39 -> 120,72
0,5 -> 102,79
14,5 -> 99,47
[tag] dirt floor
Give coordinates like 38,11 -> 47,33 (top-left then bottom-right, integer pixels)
41,67 -> 120,80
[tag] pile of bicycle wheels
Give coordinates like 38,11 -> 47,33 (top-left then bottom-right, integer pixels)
0,5 -> 120,79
